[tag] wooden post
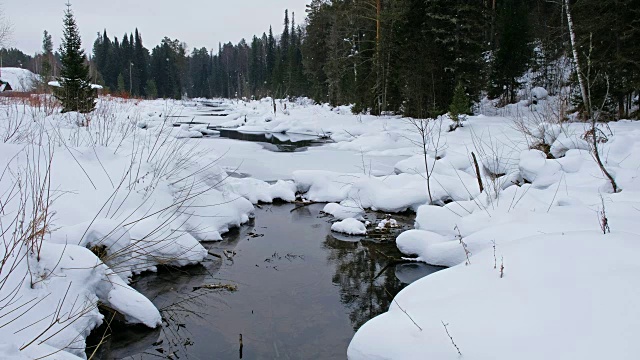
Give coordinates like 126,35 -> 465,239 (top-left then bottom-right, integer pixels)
472,152 -> 484,193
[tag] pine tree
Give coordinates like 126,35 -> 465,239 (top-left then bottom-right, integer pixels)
302,0 -> 331,102
449,82 -> 470,130
266,27 -> 276,91
280,10 -> 291,94
134,29 -> 148,97
40,30 -> 54,87
54,3 -> 96,113
145,79 -> 157,99
117,73 -> 125,93
489,0 -> 532,104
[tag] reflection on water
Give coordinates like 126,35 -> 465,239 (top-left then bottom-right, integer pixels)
88,204 -> 442,359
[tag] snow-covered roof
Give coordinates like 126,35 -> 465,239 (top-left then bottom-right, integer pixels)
0,67 -> 37,92
48,80 -> 104,90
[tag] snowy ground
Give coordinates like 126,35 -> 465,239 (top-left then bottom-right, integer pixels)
1,93 -> 639,359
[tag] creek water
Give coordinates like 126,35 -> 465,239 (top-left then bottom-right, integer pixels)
90,204 -> 442,359
215,130 -> 329,152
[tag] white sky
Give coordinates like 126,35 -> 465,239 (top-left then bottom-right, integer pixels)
3,1 -> 309,55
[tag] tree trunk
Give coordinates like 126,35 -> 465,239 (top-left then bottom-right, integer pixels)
564,0 -> 591,118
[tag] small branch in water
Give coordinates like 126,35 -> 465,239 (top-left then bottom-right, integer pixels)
373,258 -> 421,281
290,200 -> 318,213
192,283 -> 238,292
442,321 -> 462,356
239,333 -> 243,359
208,251 -> 222,259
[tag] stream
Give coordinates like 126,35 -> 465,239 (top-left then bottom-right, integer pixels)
89,204 -> 443,359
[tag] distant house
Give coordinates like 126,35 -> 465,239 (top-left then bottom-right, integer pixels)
0,80 -> 12,92
0,68 -> 37,92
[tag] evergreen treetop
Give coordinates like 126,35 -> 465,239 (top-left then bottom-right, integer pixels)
55,3 -> 96,113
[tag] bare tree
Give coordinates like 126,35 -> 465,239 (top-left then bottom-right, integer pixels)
564,0 -> 590,118
406,117 -> 444,204
0,6 -> 12,48
564,0 -> 618,193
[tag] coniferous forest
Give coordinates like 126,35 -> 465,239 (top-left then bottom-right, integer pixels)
6,0 -> 640,120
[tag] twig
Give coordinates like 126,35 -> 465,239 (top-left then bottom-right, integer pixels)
383,288 -> 422,331
491,240 -> 497,269
441,321 -> 462,356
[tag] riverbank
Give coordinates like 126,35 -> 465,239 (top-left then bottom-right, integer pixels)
2,95 -> 640,359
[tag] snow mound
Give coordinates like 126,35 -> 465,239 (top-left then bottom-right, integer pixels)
349,232 -> 640,360
530,86 -> 548,100
331,218 -> 367,235
323,202 -> 365,221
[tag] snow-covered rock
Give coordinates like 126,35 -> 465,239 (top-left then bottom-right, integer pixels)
331,218 -> 367,235
530,86 -> 549,100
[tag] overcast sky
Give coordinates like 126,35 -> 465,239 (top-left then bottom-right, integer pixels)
4,1 -> 309,55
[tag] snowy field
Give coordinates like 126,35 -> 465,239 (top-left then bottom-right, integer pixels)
1,93 -> 639,359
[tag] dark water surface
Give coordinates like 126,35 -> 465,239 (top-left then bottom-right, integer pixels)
90,204 -> 442,359
215,130 -> 328,152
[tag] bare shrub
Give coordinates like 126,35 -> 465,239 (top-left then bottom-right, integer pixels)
405,117 -> 445,204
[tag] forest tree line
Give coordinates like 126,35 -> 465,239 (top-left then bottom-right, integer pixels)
4,0 -> 640,120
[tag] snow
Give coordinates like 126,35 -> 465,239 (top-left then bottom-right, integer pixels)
530,86 -> 549,100
331,218 -> 367,235
322,202 -> 365,221
1,93 -> 639,359
344,100 -> 640,358
349,232 -> 640,360
47,80 -> 104,90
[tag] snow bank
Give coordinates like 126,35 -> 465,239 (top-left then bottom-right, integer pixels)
349,232 -> 640,360
349,110 -> 640,359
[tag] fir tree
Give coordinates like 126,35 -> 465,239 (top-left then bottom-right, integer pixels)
489,0 -> 532,104
266,27 -> 276,90
40,30 -> 54,86
145,79 -> 157,99
54,3 -> 96,113
134,29 -> 148,97
117,73 -> 125,93
449,82 -> 470,130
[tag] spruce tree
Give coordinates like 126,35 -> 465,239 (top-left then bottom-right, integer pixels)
489,0 -> 532,104
266,27 -> 276,91
449,82 -> 470,130
134,29 -> 148,97
145,79 -> 157,99
40,31 -> 54,87
55,3 -> 96,113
